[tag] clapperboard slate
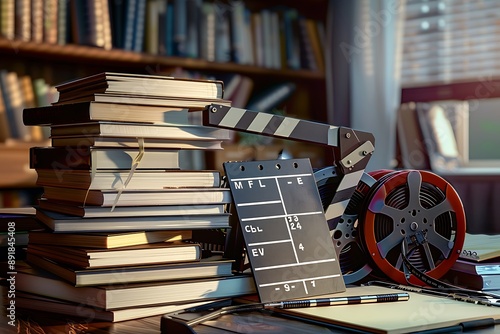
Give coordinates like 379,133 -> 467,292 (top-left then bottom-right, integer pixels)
224,159 -> 345,303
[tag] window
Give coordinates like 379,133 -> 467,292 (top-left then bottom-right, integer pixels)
402,0 -> 500,88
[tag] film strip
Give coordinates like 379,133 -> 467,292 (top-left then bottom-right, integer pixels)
203,104 -> 467,287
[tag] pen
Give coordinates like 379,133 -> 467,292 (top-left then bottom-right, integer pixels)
162,292 -> 410,333
264,292 -> 410,309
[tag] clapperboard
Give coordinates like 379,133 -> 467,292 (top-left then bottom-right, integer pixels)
224,159 -> 346,303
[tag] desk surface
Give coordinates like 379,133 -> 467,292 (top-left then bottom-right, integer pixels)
3,284 -> 500,334
0,284 -> 342,334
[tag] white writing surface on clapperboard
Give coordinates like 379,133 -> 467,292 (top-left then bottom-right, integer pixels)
224,159 -> 345,303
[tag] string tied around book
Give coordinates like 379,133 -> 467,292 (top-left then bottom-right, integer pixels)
110,137 -> 145,211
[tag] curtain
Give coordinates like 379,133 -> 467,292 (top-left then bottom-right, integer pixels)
327,0 -> 406,171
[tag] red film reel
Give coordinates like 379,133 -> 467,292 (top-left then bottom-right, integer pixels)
358,170 -> 466,285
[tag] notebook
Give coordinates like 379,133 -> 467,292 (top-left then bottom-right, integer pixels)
274,284 -> 500,333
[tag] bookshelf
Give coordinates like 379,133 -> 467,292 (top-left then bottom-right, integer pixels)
0,0 -> 331,207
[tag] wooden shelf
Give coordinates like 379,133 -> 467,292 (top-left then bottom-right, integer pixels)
0,38 -> 325,82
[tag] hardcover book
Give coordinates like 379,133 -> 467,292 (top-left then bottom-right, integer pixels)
442,268 -> 500,291
460,233 -> 500,262
16,265 -> 256,310
30,146 -> 181,170
35,208 -> 231,232
23,101 -> 190,125
37,198 -> 226,218
40,187 -> 232,207
51,136 -> 225,150
26,253 -> 234,286
53,94 -> 230,109
28,229 -> 193,248
26,241 -> 202,268
54,72 -> 224,100
35,169 -> 221,190
16,292 -> 224,322
49,121 -> 231,141
451,258 -> 500,275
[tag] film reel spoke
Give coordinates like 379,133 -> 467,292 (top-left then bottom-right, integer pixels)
425,198 -> 454,219
367,197 -> 402,219
406,170 -> 424,207
377,230 -> 405,259
423,229 -> 454,258
421,242 -> 436,269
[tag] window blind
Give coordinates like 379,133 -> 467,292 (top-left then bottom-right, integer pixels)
402,0 -> 500,88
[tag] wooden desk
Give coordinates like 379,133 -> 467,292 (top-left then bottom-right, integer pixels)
3,283 -> 500,334
0,284 -> 343,334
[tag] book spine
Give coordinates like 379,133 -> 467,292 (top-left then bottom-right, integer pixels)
23,104 -> 90,126
122,0 -> 137,50
31,0 -> 44,43
56,0 -> 68,45
0,71 -> 30,140
132,0 -> 146,52
43,0 -> 59,44
0,82 -> 11,141
172,0 -> 187,57
0,0 -> 15,40
185,0 -> 201,59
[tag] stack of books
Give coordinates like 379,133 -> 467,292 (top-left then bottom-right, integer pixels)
17,72 -> 256,322
442,233 -> 500,291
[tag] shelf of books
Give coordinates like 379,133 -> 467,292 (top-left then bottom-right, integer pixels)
0,0 -> 330,207
2,72 -> 258,324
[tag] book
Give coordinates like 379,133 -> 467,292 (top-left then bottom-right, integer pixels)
51,136 -> 225,150
442,269 -> 500,290
55,72 -> 224,100
23,101 -> 190,125
43,0 -> 58,44
450,258 -> 500,275
19,74 -> 45,141
50,121 -> 231,141
16,265 -> 256,309
56,0 -> 67,45
33,3 -> 47,41
52,93 -> 231,109
0,70 -> 30,140
30,146 -> 181,170
35,169 -> 221,190
273,285 -> 500,333
26,241 -> 202,268
0,0 -> 15,40
41,186 -> 232,207
396,102 -> 431,169
132,0 -> 146,52
26,253 -> 234,286
0,207 -> 42,232
304,18 -> 325,72
16,292 -> 224,323
16,292 -> 226,322
460,233 -> 500,262
35,208 -> 231,232
29,229 -> 191,249
0,230 -> 29,246
38,198 -> 226,218
246,82 -> 296,112
0,81 -> 11,141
